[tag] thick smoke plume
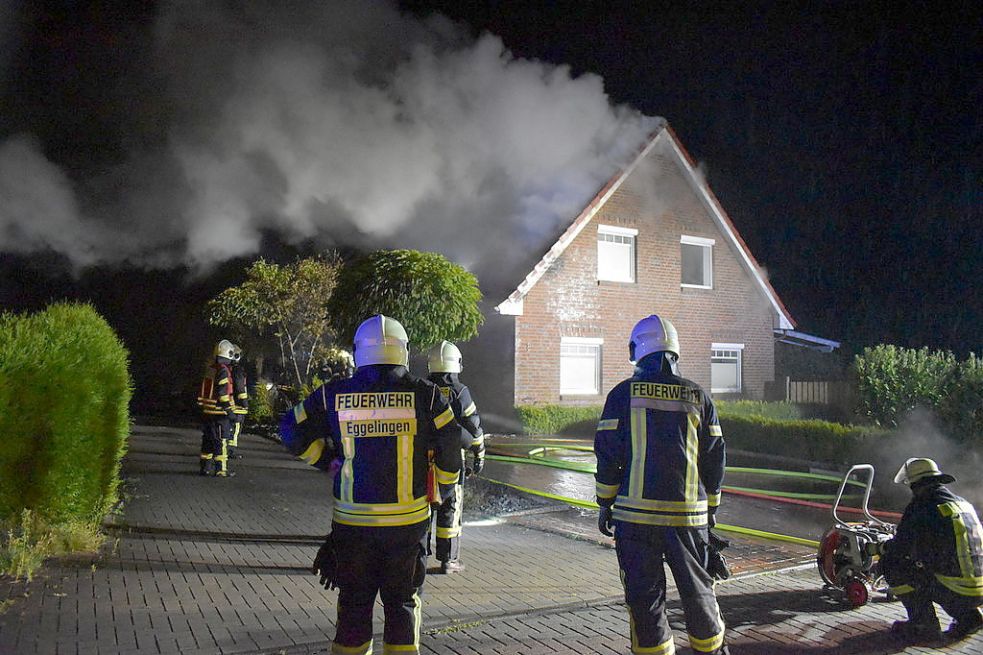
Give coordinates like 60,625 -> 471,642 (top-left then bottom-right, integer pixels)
0,0 -> 658,287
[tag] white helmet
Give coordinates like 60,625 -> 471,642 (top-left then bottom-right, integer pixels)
353,315 -> 409,367
214,339 -> 236,360
629,315 -> 679,363
428,340 -> 463,374
231,344 -> 242,362
893,457 -> 955,485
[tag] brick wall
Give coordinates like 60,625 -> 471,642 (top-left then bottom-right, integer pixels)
514,137 -> 777,404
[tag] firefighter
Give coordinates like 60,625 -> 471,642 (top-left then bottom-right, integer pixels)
594,315 -> 729,655
228,344 -> 248,459
427,340 -> 484,574
279,315 -> 463,655
197,339 -> 236,477
866,458 -> 983,643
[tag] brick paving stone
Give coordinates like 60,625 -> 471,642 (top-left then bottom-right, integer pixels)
2,424 -> 981,654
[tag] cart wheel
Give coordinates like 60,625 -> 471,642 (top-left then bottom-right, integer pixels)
844,578 -> 869,607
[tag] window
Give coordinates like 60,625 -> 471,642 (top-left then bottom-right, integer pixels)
597,225 -> 637,283
680,235 -> 714,288
711,343 -> 744,393
560,337 -> 602,395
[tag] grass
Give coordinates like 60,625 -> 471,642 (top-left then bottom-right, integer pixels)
0,510 -> 104,581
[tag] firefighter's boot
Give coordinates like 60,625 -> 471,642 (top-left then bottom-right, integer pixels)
946,609 -> 983,641
891,619 -> 942,644
199,456 -> 213,476
439,559 -> 465,574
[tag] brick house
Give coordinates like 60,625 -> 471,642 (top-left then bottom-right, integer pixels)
465,124 -> 804,423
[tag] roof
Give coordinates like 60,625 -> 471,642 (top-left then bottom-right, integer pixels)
774,329 -> 841,352
495,124 -> 796,330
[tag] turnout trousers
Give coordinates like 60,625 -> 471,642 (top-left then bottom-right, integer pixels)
199,416 -> 230,475
434,451 -> 465,562
615,523 -> 727,655
882,551 -> 983,628
331,521 -> 429,655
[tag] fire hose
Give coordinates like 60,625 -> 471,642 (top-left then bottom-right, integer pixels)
481,443 -> 903,549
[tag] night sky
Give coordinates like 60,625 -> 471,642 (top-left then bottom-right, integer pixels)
1,0 -> 980,393
402,1 -> 981,353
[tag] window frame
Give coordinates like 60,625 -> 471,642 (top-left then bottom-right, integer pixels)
559,336 -> 603,396
597,225 -> 638,283
710,342 -> 744,394
680,235 -> 714,289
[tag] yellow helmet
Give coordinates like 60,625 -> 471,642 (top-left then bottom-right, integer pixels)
629,315 -> 679,363
353,315 -> 409,367
428,340 -> 463,374
214,339 -> 235,360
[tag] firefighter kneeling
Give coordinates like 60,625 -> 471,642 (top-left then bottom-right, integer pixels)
279,315 -> 463,655
866,458 -> 983,643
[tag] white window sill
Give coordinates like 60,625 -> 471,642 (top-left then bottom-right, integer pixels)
681,283 -> 712,290
711,388 -> 741,394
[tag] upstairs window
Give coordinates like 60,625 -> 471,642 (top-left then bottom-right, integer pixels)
560,337 -> 602,395
597,225 -> 637,283
681,235 -> 714,288
711,343 -> 743,393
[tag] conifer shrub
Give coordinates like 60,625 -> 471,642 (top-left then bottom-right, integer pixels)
0,303 -> 132,526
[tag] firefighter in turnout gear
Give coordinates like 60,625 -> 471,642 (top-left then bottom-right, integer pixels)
197,339 -> 236,477
427,340 -> 484,574
228,344 -> 248,459
279,315 -> 463,655
865,458 -> 983,643
594,315 -> 729,655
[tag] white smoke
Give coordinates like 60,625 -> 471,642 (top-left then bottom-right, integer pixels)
0,0 -> 659,284
868,408 -> 983,512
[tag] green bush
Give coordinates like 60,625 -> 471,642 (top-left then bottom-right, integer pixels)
720,415 -> 889,465
0,303 -> 132,526
248,380 -> 275,423
715,400 -> 804,421
514,401 -> 889,466
855,344 -> 957,427
937,353 -> 983,444
516,400 -> 806,436
515,404 -> 602,436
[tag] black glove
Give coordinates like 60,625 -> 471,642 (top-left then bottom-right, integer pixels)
708,506 -> 717,529
312,535 -> 337,590
598,506 -> 614,537
469,443 -> 485,476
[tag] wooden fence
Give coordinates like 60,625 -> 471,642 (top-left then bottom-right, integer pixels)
782,377 -> 852,406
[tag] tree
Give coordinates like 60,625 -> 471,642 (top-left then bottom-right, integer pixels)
207,255 -> 341,387
328,249 -> 483,350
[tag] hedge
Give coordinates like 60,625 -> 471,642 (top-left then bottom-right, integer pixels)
514,403 -> 890,466
718,415 -> 889,466
515,404 -> 603,437
0,303 -> 132,526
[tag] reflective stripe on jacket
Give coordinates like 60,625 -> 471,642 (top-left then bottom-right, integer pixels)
887,484 -> 983,597
279,365 -> 463,528
198,360 -> 234,416
594,363 -> 725,528
429,372 -> 483,449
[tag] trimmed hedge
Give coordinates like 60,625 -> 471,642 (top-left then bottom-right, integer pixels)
719,415 -> 889,466
515,402 -> 890,466
0,303 -> 132,525
715,400 -> 804,421
515,404 -> 603,437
